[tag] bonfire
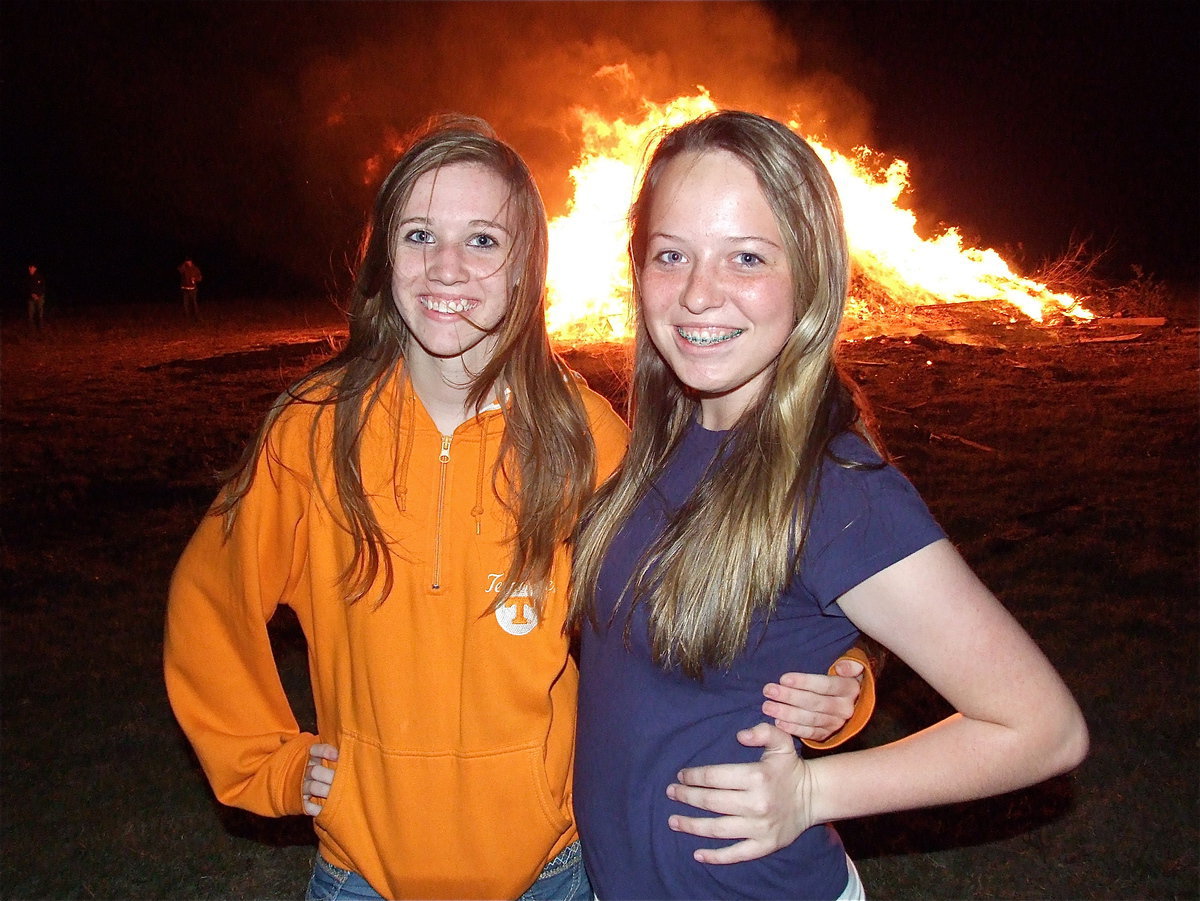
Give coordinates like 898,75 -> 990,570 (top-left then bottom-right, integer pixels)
543,90 -> 1092,347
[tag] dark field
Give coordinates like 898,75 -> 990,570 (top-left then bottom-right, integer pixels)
2,298 -> 1197,899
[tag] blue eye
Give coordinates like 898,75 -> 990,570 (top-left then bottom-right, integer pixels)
735,252 -> 763,266
656,250 -> 685,265
468,233 -> 499,248
405,229 -> 434,245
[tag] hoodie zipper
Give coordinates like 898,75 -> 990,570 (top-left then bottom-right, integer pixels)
432,434 -> 452,590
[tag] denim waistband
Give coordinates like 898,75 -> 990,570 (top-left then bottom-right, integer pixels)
539,840 -> 582,879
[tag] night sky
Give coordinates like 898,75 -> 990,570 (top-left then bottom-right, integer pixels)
2,1 -> 1196,307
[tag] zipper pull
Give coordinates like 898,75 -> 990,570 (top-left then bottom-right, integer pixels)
439,435 -> 452,463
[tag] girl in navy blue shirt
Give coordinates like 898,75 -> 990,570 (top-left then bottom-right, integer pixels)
569,111 -> 1088,900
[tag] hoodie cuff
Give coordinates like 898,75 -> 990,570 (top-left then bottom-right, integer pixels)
273,733 -> 320,816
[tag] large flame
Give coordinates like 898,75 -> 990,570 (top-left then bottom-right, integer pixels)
545,90 -> 1090,343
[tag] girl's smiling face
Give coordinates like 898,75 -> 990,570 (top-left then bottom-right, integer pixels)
639,150 -> 795,430
391,162 -> 519,374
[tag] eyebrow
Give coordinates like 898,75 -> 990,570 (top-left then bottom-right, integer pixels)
651,231 -> 782,249
400,216 -> 512,235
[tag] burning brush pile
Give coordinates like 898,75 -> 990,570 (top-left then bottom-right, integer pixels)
542,91 -> 1095,349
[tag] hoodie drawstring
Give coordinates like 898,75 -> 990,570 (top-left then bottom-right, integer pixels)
472,415 -> 487,535
393,381 -> 416,513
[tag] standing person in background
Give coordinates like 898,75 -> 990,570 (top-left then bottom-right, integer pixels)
570,110 -> 1088,900
178,258 -> 202,318
164,115 -> 869,901
26,264 -> 46,329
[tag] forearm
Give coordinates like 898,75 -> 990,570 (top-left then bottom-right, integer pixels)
807,705 -> 1088,825
178,701 -> 316,817
165,602 -> 317,815
815,540 -> 1089,823
164,475 -> 316,816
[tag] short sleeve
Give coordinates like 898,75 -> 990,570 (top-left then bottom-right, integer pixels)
799,434 -> 946,610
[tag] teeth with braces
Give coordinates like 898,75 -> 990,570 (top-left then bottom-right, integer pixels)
421,297 -> 476,314
677,327 -> 744,346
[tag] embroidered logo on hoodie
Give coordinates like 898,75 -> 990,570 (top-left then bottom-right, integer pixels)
488,574 -> 545,636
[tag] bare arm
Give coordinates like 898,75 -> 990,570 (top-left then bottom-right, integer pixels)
668,539 -> 1088,863
808,539 -> 1087,819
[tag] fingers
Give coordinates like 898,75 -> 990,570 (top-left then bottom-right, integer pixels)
831,658 -> 866,679
693,836 -> 769,865
772,671 -> 861,705
302,743 -> 340,816
762,670 -> 861,740
302,762 -> 336,816
666,814 -> 777,864
309,743 -> 339,762
666,782 -> 746,818
305,762 -> 337,793
670,759 -> 771,818
667,825 -> 768,868
761,707 -> 835,741
761,703 -> 837,741
668,811 -> 747,841
667,724 -> 810,865
737,722 -> 796,756
670,726 -> 792,815
674,724 -> 793,794
302,762 -> 332,817
674,759 -> 764,793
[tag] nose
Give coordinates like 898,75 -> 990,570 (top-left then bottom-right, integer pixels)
425,243 -> 468,285
679,262 -> 724,315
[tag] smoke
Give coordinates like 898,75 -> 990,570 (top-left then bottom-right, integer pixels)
271,2 -> 877,290
11,2 -> 1192,299
14,3 -> 874,297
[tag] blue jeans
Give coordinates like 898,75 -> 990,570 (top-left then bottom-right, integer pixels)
517,840 -> 591,901
305,841 -> 592,901
305,855 -> 380,901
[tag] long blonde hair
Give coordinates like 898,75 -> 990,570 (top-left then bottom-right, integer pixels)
569,110 -> 868,677
218,115 -> 596,611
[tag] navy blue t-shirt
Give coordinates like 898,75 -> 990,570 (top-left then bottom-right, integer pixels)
575,423 -> 946,900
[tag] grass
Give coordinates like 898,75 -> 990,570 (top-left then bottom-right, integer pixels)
2,294 -> 1197,899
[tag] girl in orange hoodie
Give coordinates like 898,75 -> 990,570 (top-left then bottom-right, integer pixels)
164,115 -> 870,900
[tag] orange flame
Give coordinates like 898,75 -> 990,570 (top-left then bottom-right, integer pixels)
545,89 -> 1090,343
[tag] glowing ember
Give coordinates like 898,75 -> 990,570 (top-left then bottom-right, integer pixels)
545,89 -> 1090,343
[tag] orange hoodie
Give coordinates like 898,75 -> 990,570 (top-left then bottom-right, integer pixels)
165,371 -> 629,899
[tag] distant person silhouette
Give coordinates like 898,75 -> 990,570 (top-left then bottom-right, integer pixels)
26,264 -> 46,329
178,259 -> 202,318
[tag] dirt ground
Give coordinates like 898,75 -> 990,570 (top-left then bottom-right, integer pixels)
2,295 -> 1197,899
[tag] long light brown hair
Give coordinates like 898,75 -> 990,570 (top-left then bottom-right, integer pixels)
217,115 -> 597,611
569,110 -> 871,677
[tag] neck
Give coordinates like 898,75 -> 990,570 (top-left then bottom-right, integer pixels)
406,351 -> 496,435
698,400 -> 739,432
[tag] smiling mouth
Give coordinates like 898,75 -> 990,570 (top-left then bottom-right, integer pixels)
421,296 -> 478,314
676,327 -> 744,347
